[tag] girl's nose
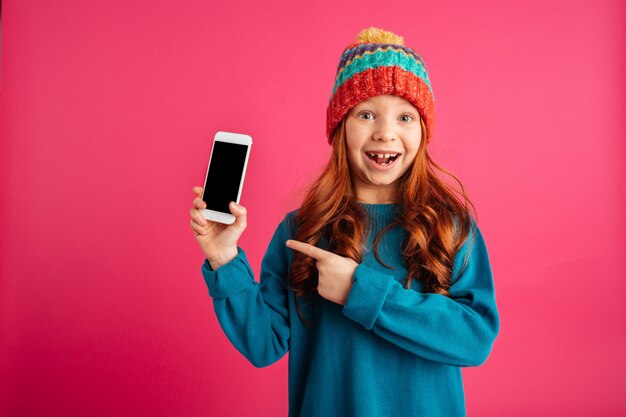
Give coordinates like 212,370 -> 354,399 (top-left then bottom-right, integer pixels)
373,118 -> 398,141
373,129 -> 397,142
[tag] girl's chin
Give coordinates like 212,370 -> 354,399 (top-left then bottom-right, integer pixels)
359,174 -> 401,187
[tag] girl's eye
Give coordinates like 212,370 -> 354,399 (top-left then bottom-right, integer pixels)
358,112 -> 414,122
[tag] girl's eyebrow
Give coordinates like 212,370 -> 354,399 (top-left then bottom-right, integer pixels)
351,102 -> 419,116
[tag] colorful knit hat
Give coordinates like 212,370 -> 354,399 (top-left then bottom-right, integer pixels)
326,27 -> 435,144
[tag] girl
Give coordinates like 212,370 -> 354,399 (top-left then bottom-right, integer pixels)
189,27 -> 500,417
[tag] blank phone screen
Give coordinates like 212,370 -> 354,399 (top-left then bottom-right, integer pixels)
203,141 -> 249,213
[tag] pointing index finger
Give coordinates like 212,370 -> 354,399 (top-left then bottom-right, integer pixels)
286,240 -> 328,261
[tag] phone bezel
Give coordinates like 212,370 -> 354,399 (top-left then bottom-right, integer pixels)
200,131 -> 252,225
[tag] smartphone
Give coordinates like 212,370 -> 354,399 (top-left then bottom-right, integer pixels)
200,131 -> 252,225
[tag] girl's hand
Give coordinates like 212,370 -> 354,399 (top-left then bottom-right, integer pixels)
190,186 -> 247,269
285,240 -> 357,305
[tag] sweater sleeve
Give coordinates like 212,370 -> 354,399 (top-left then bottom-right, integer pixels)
200,218 -> 291,368
342,221 -> 500,367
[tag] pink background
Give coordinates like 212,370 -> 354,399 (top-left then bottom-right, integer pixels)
1,0 -> 625,416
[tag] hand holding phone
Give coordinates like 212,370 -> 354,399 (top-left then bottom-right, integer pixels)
190,186 -> 247,269
190,131 -> 252,269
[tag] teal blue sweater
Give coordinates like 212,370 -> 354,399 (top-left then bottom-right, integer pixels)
201,203 -> 500,417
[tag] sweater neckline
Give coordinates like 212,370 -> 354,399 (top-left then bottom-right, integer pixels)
356,201 -> 400,220
357,202 -> 398,206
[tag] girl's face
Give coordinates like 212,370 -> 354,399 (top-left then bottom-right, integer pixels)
344,94 -> 423,204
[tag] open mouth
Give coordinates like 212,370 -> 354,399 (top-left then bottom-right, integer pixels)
365,152 -> 400,166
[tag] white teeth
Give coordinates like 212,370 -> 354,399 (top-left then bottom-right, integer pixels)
366,152 -> 398,156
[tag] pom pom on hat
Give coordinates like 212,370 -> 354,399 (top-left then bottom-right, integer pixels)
354,27 -> 405,45
326,26 -> 435,144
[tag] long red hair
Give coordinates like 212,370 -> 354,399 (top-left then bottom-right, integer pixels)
288,116 -> 477,326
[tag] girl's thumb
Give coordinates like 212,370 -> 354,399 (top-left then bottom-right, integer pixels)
229,202 -> 247,228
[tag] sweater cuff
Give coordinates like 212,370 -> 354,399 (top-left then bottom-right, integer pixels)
342,263 -> 395,330
201,247 -> 254,299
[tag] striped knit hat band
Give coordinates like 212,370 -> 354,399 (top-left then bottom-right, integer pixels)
326,27 -> 435,144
